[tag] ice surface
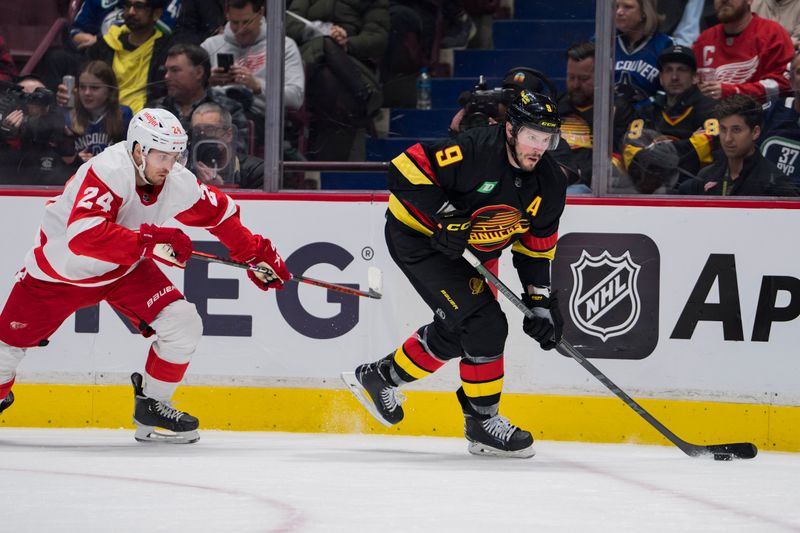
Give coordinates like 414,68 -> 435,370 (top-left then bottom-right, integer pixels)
0,429 -> 798,532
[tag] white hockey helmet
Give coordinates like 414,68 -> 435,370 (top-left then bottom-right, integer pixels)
126,108 -> 188,157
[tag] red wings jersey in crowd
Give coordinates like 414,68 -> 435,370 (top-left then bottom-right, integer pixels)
23,142 -> 238,286
693,14 -> 793,101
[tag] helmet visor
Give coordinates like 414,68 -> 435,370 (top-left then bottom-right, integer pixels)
145,148 -> 188,169
516,125 -> 560,151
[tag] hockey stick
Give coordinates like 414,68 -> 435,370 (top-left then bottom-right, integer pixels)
190,251 -> 383,299
461,248 -> 757,460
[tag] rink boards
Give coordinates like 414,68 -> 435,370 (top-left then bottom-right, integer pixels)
1,192 -> 799,451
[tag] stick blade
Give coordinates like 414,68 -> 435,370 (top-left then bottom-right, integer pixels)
691,442 -> 758,460
367,267 -> 383,294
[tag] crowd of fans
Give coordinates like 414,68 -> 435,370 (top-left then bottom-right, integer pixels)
560,0 -> 800,196
0,0 -> 799,196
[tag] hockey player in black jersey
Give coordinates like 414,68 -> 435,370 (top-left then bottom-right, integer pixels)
343,91 -> 566,458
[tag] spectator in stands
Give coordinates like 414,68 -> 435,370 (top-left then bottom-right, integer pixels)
85,0 -> 173,113
172,0 -> 225,45
614,130 -> 683,193
560,42 -> 632,190
679,94 -> 798,195
560,42 -> 597,191
658,0 -> 705,46
189,102 -> 264,188
627,45 -> 717,178
148,43 -> 250,154
286,0 -> 389,161
70,0 -> 181,51
379,2 -> 426,108
202,0 -> 304,145
752,0 -> 800,48
440,0 -> 476,49
35,0 -> 180,91
615,0 -> 674,101
56,61 -> 133,165
0,35 -> 17,82
759,51 -> 800,189
693,0 -> 794,103
0,76 -> 75,185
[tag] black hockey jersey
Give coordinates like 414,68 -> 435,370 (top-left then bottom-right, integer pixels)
387,124 -> 567,288
628,86 -> 718,176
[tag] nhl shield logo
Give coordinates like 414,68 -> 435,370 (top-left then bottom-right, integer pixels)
569,250 -> 642,342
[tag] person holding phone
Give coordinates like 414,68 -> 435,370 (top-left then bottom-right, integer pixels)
201,0 -> 304,143
57,61 -> 134,165
147,43 -> 250,156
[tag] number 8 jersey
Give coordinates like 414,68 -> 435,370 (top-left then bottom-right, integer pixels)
23,141 -> 241,286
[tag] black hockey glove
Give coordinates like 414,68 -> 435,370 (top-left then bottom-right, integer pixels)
522,290 -> 563,350
430,212 -> 472,260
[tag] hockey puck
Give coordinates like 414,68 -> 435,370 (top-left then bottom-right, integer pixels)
713,453 -> 733,461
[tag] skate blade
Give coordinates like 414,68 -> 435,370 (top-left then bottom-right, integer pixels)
134,423 -> 200,444
340,371 -> 394,428
467,441 -> 536,459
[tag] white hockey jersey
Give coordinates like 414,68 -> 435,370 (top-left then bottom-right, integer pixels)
23,141 -> 246,286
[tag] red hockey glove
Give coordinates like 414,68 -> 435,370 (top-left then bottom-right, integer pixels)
139,224 -> 193,268
237,235 -> 291,291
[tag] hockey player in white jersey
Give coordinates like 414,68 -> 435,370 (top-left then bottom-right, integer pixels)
0,108 -> 290,443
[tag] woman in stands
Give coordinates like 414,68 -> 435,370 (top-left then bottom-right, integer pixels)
58,60 -> 133,165
614,0 -> 673,102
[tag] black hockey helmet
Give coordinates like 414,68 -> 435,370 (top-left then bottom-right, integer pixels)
505,90 -> 561,150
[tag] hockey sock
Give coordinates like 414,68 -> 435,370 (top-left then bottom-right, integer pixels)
143,346 -> 188,401
0,376 -> 14,401
389,330 -> 447,386
459,355 -> 504,418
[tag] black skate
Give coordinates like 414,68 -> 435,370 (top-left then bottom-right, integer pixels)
341,358 -> 405,427
0,391 -> 13,415
131,372 -> 199,444
457,387 -> 534,458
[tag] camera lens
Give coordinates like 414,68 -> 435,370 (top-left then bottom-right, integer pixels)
193,139 -> 231,169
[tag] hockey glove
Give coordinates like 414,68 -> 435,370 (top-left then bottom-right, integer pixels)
430,212 -> 472,260
139,224 -> 193,268
235,235 -> 291,291
522,289 -> 563,351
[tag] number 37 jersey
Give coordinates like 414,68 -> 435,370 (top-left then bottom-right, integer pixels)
23,142 -> 238,286
387,125 -> 567,270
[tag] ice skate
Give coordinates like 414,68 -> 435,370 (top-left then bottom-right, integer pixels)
341,358 -> 405,427
457,387 -> 534,458
464,413 -> 535,458
131,373 -> 199,444
0,391 -> 13,415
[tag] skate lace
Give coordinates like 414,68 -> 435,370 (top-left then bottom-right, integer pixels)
482,415 -> 518,442
380,387 -> 406,412
154,401 -> 185,421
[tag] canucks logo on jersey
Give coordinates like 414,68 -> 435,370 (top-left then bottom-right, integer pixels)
467,204 -> 529,252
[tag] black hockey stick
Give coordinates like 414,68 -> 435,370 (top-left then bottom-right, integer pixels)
190,251 -> 382,299
461,248 -> 757,460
